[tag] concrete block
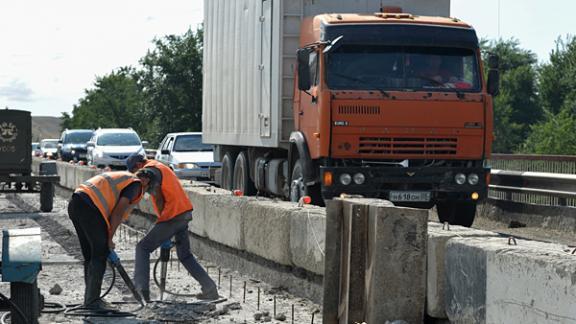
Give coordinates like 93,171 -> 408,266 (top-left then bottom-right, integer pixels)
427,223 -> 498,319
201,193 -> 250,250
244,200 -> 295,266
289,206 -> 326,275
445,237 -> 574,324
364,205 -> 429,324
65,163 -> 76,188
56,162 -> 67,187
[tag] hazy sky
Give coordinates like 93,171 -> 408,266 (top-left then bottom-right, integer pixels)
0,0 -> 574,117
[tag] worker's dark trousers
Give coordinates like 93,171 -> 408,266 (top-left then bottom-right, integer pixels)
68,194 -> 108,305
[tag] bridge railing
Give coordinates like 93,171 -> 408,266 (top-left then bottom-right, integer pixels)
488,154 -> 576,207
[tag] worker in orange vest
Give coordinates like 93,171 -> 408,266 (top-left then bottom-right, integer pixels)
68,170 -> 153,310
127,154 -> 218,301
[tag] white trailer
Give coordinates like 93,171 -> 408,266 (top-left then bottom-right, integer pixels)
202,0 -> 451,149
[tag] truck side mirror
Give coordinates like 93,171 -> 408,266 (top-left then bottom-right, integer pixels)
297,48 -> 312,91
487,54 -> 500,97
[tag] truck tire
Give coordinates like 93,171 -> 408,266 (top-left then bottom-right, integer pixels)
436,201 -> 476,227
233,152 -> 256,195
221,153 -> 235,190
40,182 -> 54,212
290,159 -> 322,205
10,280 -> 40,324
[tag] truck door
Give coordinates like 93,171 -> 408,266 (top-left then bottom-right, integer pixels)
259,0 -> 273,138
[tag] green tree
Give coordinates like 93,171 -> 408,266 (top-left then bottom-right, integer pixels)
539,36 -> 576,115
66,67 -> 147,136
521,37 -> 576,155
138,27 -> 203,145
522,107 -> 576,154
481,39 -> 541,153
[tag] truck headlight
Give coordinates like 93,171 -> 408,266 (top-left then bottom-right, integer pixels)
339,173 -> 352,185
353,173 -> 365,185
455,173 -> 466,185
177,163 -> 199,169
467,173 -> 479,185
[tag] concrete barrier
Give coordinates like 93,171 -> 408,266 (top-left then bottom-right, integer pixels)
45,158 -> 576,323
289,206 -> 326,275
427,223 -> 498,319
445,237 -> 576,324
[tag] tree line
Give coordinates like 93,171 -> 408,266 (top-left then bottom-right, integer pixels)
61,27 -> 203,147
62,26 -> 576,154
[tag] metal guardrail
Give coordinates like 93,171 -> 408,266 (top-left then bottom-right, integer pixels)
489,168 -> 576,208
490,154 -> 576,175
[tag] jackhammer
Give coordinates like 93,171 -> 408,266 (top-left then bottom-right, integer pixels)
107,250 -> 146,307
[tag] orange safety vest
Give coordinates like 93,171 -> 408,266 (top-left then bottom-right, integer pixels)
144,160 -> 193,223
75,171 -> 144,231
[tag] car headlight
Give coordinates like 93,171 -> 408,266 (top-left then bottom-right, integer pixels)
455,173 -> 466,185
339,173 -> 352,185
137,147 -> 145,155
177,163 -> 199,169
71,150 -> 76,155
353,173 -> 365,185
467,173 -> 479,185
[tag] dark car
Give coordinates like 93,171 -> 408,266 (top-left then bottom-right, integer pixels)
57,129 -> 94,162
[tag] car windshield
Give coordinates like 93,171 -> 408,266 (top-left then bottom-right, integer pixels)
65,131 -> 93,144
173,135 -> 212,152
327,45 -> 480,92
41,141 -> 58,148
97,133 -> 141,146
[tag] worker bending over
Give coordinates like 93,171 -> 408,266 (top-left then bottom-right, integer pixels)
68,170 -> 151,310
127,154 -> 219,301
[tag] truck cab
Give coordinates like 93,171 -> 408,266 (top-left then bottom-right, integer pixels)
293,11 -> 498,225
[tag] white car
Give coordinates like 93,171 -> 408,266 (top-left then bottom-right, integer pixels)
87,128 -> 147,169
40,139 -> 59,159
155,132 -> 220,180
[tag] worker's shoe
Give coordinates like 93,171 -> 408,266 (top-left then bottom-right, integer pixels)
85,298 -> 118,311
195,288 -> 219,300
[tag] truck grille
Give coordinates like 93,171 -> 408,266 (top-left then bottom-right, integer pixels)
358,137 -> 458,155
338,105 -> 380,115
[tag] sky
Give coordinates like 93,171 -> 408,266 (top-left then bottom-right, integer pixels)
0,0 -> 574,117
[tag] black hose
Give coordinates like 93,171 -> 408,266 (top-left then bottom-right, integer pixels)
0,292 -> 29,324
99,262 -> 116,299
152,258 -> 196,298
41,301 -> 67,314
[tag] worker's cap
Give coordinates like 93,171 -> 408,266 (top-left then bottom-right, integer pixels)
126,153 -> 146,172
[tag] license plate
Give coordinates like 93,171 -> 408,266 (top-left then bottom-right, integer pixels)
389,191 -> 431,202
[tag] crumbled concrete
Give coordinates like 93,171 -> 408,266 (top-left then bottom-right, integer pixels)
49,284 -> 63,295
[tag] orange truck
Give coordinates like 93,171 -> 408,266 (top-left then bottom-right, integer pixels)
202,0 -> 499,226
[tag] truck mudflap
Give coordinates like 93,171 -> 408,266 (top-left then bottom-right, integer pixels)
320,166 -> 489,203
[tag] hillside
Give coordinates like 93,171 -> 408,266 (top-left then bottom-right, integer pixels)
31,116 -> 62,142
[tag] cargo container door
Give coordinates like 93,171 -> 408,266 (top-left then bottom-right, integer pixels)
259,0 -> 273,138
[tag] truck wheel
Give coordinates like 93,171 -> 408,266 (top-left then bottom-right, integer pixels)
10,280 -> 40,324
290,159 -> 322,205
40,182 -> 54,212
233,152 -> 256,195
436,201 -> 476,227
221,153 -> 235,190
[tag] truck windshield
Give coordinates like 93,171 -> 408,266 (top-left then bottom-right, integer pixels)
97,133 -> 141,146
173,135 -> 213,152
326,45 -> 480,92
